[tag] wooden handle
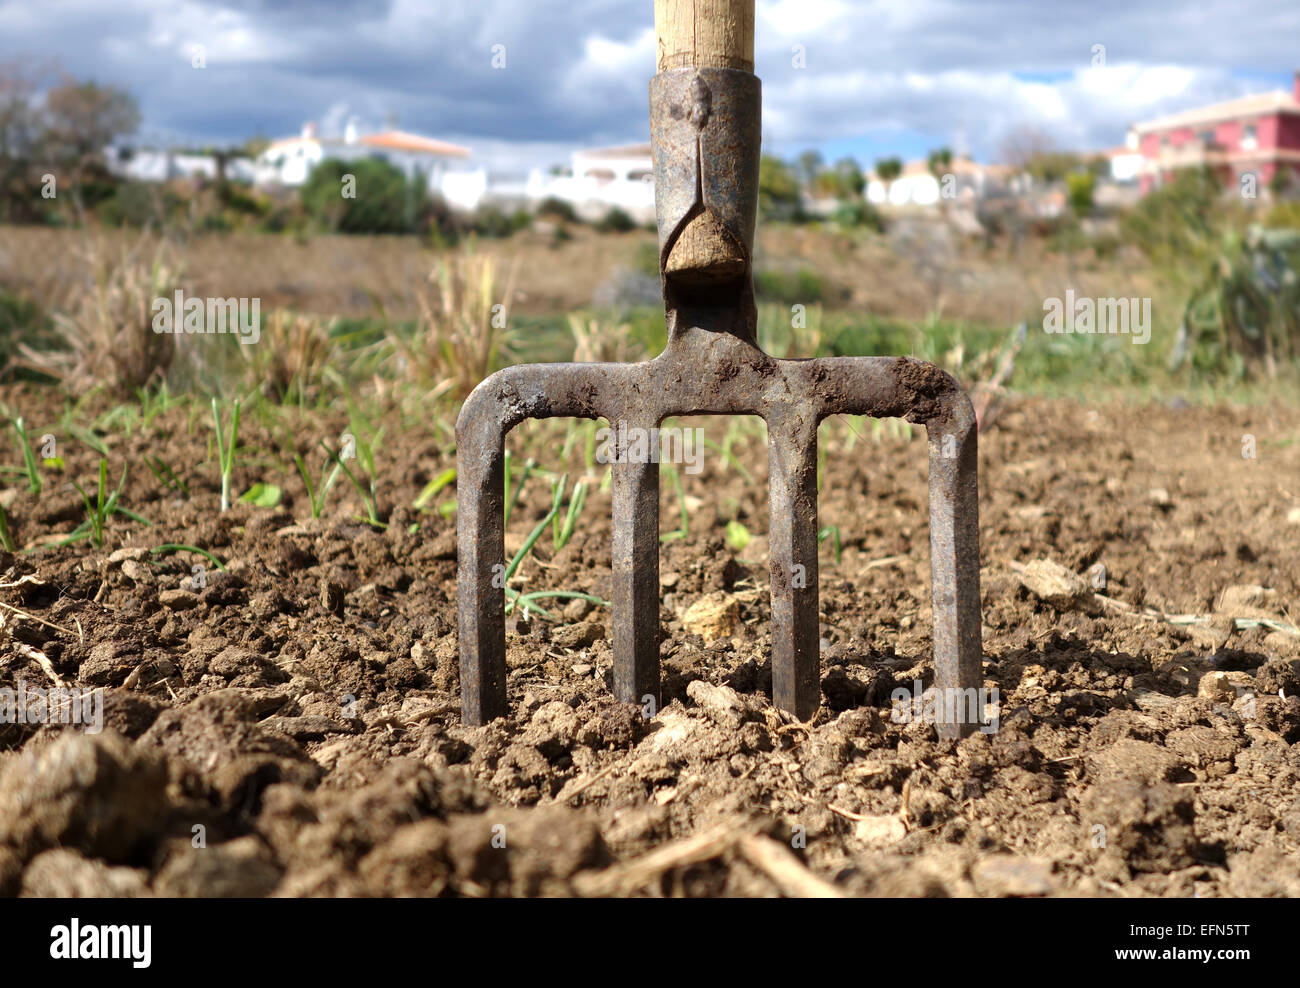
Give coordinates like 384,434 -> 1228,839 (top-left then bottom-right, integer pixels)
655,0 -> 754,73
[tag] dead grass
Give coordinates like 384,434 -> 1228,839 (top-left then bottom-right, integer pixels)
17,231 -> 178,396
1,221 -> 1157,331
398,251 -> 520,400
240,308 -> 338,402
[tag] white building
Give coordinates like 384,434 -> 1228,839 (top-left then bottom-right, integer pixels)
253,122 -> 473,191
106,147 -> 253,183
866,157 -> 1009,208
525,143 -> 656,223
1107,131 -> 1145,184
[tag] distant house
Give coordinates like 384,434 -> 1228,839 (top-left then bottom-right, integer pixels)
253,122 -> 472,191
1132,72 -> 1300,194
866,157 -> 1009,207
1104,136 -> 1145,184
106,147 -> 253,184
526,143 -> 656,222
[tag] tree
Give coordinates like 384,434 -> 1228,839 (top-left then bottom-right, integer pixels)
999,126 -> 1087,184
998,125 -> 1056,173
759,154 -> 800,218
301,157 -> 427,234
0,59 -> 46,221
926,147 -> 952,178
1066,171 -> 1095,215
829,156 -> 865,199
42,78 -> 139,179
796,149 -> 823,191
241,135 -> 270,161
0,61 -> 40,161
875,156 -> 903,201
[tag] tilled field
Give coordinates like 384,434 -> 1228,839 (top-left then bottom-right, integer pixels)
1,384 -> 1298,897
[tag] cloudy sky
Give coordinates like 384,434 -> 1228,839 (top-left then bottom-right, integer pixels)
2,0 -> 1296,172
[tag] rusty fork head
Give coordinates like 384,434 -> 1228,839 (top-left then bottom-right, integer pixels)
456,63 -> 984,737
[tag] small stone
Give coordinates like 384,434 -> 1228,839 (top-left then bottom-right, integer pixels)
79,641 -> 140,686
107,547 -> 148,564
1216,584 -> 1280,620
853,814 -> 907,847
562,597 -> 593,622
158,588 -> 198,611
1263,631 -> 1300,659
1198,670 -> 1236,703
319,577 -> 345,617
686,680 -> 750,728
1013,560 -> 1091,609
973,855 -> 1055,897
550,621 -> 605,650
410,642 -> 430,669
571,663 -> 593,676
120,559 -> 152,584
681,592 -> 739,642
21,850 -> 150,897
153,837 -> 282,898
1188,617 -> 1233,650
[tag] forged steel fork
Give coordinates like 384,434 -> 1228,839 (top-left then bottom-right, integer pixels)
456,64 -> 984,738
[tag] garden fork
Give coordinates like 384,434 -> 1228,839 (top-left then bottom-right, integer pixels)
457,0 -> 984,737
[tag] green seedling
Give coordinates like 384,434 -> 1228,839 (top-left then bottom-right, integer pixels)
62,422 -> 108,456
818,524 -> 842,564
504,497 -> 554,582
136,381 -> 179,428
551,473 -> 589,552
145,454 -> 189,497
506,589 -> 609,620
503,452 -> 534,527
0,503 -> 15,552
295,450 -> 344,518
725,519 -> 753,551
67,460 -> 147,548
492,482 -> 607,618
11,417 -> 41,496
239,482 -> 283,507
700,435 -> 755,484
211,397 -> 242,512
660,463 -> 690,542
414,467 -> 457,511
150,544 -> 226,571
94,403 -> 138,436
330,431 -> 382,527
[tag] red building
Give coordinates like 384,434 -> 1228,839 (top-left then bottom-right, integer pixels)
1132,72 -> 1300,195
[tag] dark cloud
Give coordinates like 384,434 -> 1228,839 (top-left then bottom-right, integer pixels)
0,0 -> 1293,164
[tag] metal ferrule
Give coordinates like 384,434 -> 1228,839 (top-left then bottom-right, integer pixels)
650,68 -> 761,331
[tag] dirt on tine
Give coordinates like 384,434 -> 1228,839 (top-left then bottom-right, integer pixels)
1,382 -> 1299,897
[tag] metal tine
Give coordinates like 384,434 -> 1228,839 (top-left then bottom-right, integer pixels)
767,411 -> 821,720
610,442 -> 661,710
926,418 -> 983,739
456,425 -> 509,724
